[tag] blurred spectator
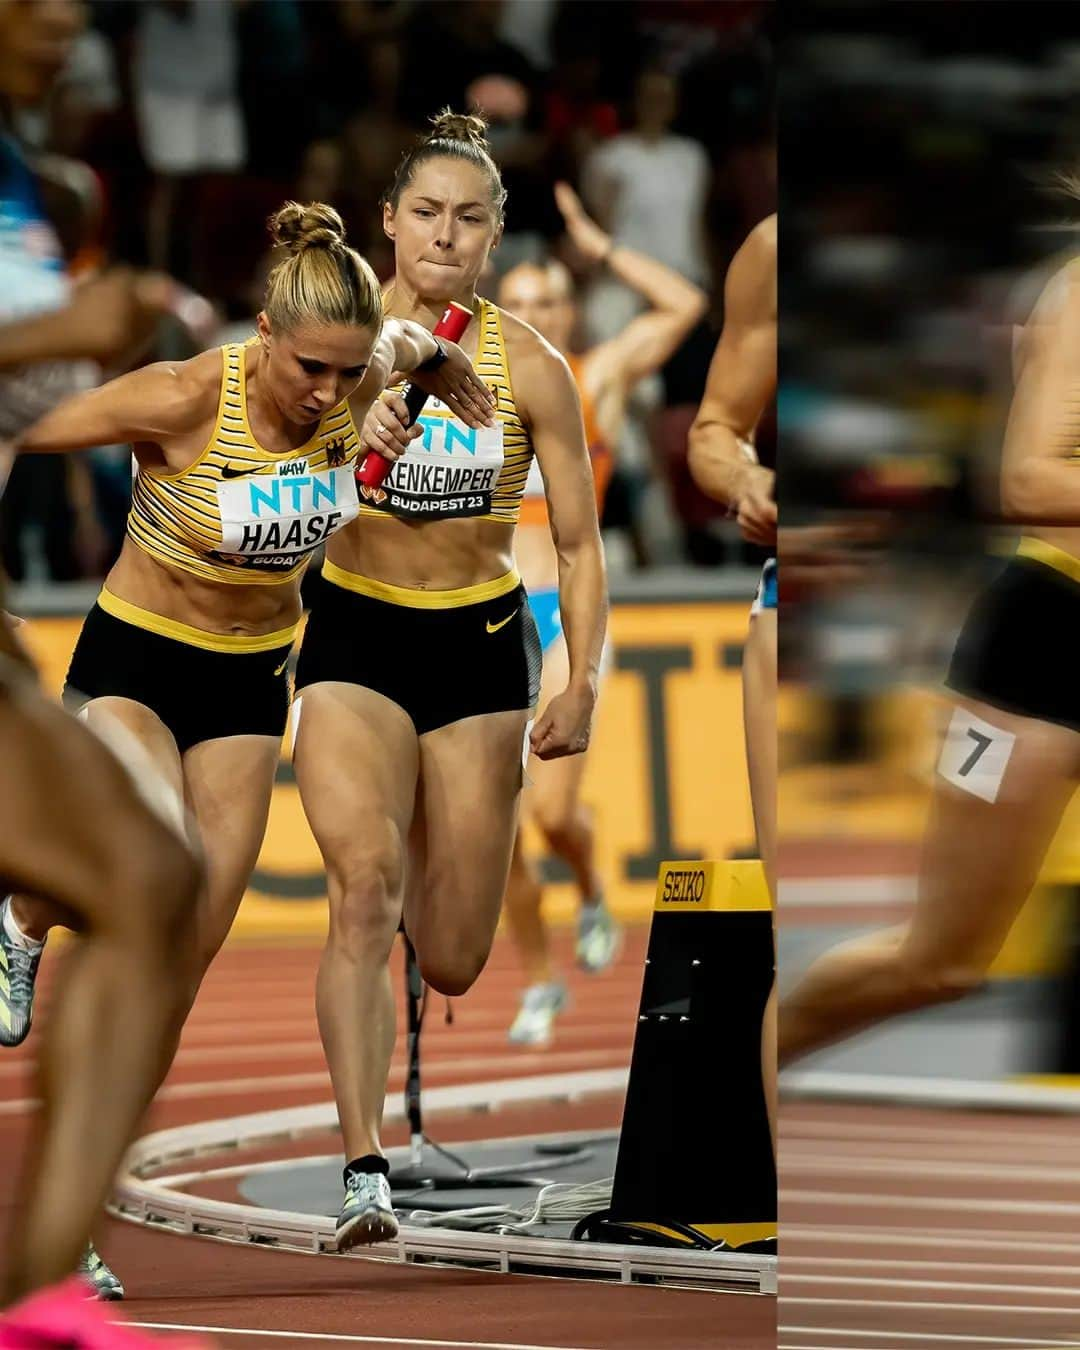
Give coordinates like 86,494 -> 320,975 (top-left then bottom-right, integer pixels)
0,0 -> 773,579
497,0 -> 557,72
582,67 -> 711,342
133,0 -> 246,283
545,3 -> 639,183
398,1 -> 538,132
16,24 -> 120,157
236,0 -> 308,181
304,1 -> 410,138
337,37 -> 415,267
466,72 -> 555,270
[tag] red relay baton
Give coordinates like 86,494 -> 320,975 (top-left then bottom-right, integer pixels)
356,300 -> 473,494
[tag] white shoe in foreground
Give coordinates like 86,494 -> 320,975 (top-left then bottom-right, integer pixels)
336,1168 -> 398,1251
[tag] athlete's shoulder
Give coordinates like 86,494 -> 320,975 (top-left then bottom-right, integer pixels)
1027,255 -> 1080,325
127,347 -> 224,435
735,213 -> 777,275
751,212 -> 778,254
725,214 -> 777,323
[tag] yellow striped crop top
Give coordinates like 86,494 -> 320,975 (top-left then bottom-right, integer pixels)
128,342 -> 363,585
357,298 -> 533,525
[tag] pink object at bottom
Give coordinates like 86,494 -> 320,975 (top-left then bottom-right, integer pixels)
0,1277 -> 211,1348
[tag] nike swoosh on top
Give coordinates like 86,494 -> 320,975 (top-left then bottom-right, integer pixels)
486,608 -> 519,634
221,464 -> 274,479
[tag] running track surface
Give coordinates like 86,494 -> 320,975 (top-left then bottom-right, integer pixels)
781,1100 -> 1080,1349
781,845 -> 1080,1350
0,927 -> 773,1349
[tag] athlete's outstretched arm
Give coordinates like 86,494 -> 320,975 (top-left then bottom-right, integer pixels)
1000,263 -> 1080,524
519,338 -> 608,761
689,215 -> 776,544
555,182 -> 708,386
11,357 -> 216,461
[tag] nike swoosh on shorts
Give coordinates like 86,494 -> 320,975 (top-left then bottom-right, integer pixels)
486,608 -> 519,634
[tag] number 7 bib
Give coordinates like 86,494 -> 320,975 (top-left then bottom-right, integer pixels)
938,705 -> 1016,804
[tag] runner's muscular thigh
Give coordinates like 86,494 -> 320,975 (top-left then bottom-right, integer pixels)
293,683 -> 419,878
905,698 -> 1080,969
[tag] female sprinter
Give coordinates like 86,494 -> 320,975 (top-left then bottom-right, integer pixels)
292,114 -> 608,1251
0,199 -> 493,1289
779,256 -> 1080,1065
496,181 -> 706,1044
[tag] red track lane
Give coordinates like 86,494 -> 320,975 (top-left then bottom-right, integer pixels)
0,927 -> 772,1349
780,1101 -> 1080,1349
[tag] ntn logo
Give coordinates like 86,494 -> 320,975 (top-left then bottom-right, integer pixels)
414,416 -> 480,455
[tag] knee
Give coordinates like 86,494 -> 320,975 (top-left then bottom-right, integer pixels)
110,828 -> 200,967
326,842 -> 404,962
535,802 -> 588,858
419,947 -> 487,998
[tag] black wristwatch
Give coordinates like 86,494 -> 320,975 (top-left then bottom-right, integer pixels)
416,336 -> 449,373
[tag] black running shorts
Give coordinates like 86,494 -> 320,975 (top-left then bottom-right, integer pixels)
945,553 -> 1080,733
64,603 -> 293,753
295,569 -> 543,735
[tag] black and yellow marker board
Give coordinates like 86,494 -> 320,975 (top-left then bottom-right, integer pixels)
582,860 -> 775,1251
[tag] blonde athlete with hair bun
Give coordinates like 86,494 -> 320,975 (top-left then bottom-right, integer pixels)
0,199 -> 493,1294
292,112 -> 608,1251
496,181 -> 706,1045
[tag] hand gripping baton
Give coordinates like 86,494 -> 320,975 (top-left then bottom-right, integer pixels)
355,300 -> 473,500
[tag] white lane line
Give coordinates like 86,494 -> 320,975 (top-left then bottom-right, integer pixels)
783,1156 -> 1080,1185
785,1296 -> 1080,1314
779,1333 -> 1079,1347
56,1023 -> 630,1075
0,1096 -> 35,1116
780,876 -> 915,907
781,1120 -> 1080,1149
0,1049 -> 629,1117
782,1273 -> 1080,1297
787,1256 -> 1080,1277
154,1051 -> 625,1102
0,1031 -> 618,1080
784,1226 -> 1080,1254
781,1072 -> 1080,1114
782,1138 -> 1080,1161
128,1324 -> 599,1349
783,1189 -> 1080,1218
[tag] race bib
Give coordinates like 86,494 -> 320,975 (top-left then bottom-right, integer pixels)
937,705 -> 1015,804
212,459 -> 359,571
363,399 -> 504,519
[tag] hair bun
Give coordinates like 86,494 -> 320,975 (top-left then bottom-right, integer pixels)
427,108 -> 490,152
268,200 -> 346,255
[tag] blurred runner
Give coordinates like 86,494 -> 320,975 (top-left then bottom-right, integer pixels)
689,214 -> 777,1146
779,253 -> 1080,1065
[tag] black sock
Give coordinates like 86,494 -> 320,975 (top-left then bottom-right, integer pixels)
344,1153 -> 389,1183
